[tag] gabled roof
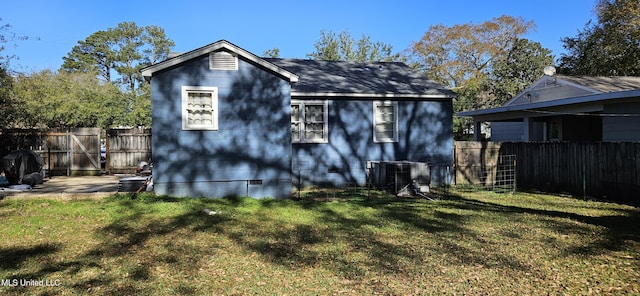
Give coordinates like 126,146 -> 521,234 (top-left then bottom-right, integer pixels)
502,75 -> 640,107
141,40 -> 299,83
141,40 -> 453,99
265,58 -> 455,99
458,75 -> 640,120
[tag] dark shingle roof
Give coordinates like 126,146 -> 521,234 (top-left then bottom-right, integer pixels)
265,58 -> 454,98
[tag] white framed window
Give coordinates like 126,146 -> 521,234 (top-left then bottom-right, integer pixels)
373,101 -> 398,142
182,86 -> 218,130
291,100 -> 328,143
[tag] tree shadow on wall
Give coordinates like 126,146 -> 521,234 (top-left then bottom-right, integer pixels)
152,57 -> 293,198
152,53 -> 454,196
294,99 -> 453,187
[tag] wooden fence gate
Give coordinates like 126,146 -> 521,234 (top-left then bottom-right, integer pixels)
45,128 -> 102,176
0,128 -> 101,176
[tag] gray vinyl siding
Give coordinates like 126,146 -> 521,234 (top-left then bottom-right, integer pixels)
490,122 -> 524,141
603,101 -> 640,142
491,121 -> 548,142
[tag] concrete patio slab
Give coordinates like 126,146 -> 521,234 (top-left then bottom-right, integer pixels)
1,175 -> 122,200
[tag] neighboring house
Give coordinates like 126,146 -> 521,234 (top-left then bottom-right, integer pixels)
458,74 -> 640,142
141,40 -> 454,198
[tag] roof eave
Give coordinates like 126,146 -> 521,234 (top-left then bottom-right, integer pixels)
141,40 -> 299,83
457,89 -> 640,118
291,92 -> 454,99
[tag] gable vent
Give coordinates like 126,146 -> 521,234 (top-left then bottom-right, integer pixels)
209,51 -> 238,70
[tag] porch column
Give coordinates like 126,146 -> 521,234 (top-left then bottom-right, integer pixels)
522,116 -> 533,142
473,121 -> 482,141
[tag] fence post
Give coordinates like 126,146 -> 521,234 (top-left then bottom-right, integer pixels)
48,147 -> 51,179
583,156 -> 586,199
513,159 -> 517,192
66,129 -> 70,176
446,165 -> 451,196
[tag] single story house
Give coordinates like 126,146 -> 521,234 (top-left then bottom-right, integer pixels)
141,40 -> 454,198
458,74 -> 640,142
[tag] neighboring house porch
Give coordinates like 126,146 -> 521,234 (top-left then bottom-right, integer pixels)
459,75 -> 640,142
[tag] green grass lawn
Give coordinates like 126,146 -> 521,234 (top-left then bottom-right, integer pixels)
1,189 -> 639,295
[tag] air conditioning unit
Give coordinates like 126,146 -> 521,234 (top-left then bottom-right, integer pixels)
368,161 -> 430,195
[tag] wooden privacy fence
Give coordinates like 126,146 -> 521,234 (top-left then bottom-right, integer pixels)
106,128 -> 152,174
0,128 -> 102,176
454,141 -> 517,192
1,127 -> 152,176
455,141 -> 640,204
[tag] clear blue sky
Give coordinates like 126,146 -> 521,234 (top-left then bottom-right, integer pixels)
3,0 -> 596,73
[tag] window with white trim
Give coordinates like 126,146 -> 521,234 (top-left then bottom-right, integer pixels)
373,101 -> 398,142
182,86 -> 218,130
291,100 -> 328,143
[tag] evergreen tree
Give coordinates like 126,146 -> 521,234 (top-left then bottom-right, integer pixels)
307,29 -> 401,62
558,0 -> 640,76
